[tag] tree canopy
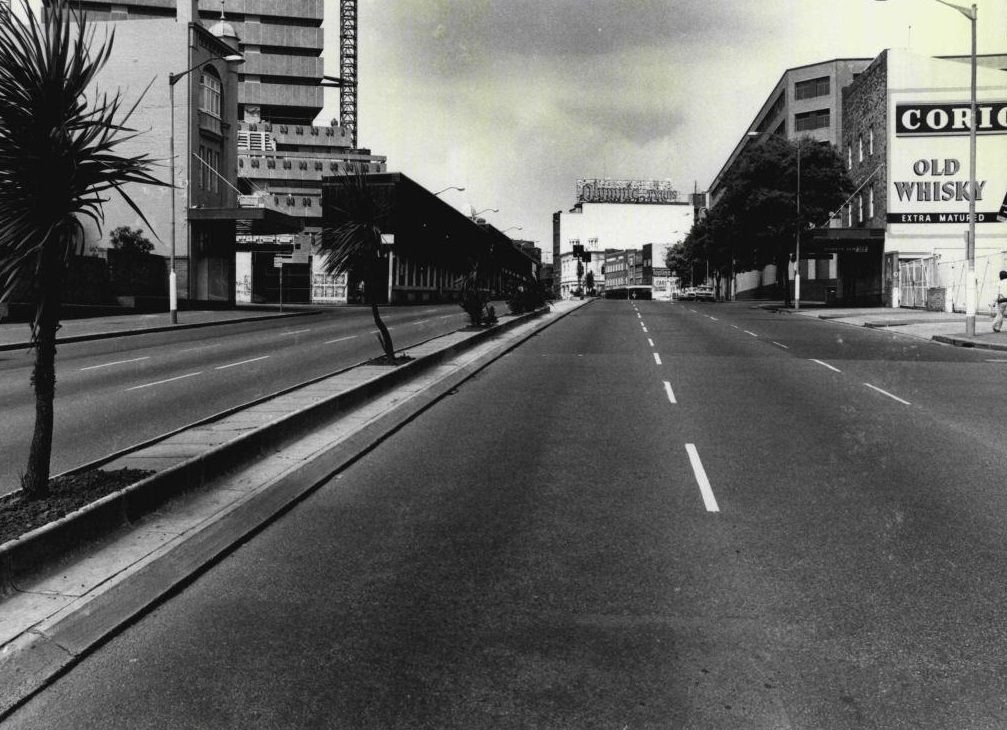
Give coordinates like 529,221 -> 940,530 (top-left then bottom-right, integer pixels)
669,135 -> 853,301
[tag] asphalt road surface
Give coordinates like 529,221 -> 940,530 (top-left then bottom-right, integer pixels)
0,304 -> 469,495
7,300 -> 1007,728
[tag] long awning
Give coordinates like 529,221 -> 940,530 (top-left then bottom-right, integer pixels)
188,207 -> 304,234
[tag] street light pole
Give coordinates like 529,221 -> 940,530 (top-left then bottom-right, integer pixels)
795,139 -> 802,311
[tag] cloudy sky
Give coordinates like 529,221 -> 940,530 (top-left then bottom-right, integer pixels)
315,0 -> 1007,261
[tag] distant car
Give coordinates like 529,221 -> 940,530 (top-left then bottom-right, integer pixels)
694,285 -> 716,302
680,287 -> 696,300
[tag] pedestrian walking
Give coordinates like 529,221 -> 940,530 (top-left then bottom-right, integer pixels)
994,270 -> 1007,333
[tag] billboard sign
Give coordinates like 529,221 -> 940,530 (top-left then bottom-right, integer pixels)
889,96 -> 1007,228
577,179 -> 678,205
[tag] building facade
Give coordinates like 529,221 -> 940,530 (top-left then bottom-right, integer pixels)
553,180 -> 694,299
831,49 -> 1007,308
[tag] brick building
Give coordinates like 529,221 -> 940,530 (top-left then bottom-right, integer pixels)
829,49 -> 1007,307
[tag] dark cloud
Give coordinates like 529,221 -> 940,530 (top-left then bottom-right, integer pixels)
367,0 -> 771,77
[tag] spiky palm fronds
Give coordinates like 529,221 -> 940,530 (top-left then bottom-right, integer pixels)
0,0 -> 166,498
318,167 -> 397,360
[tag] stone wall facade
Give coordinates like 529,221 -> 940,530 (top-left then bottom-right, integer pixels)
841,51 -> 888,230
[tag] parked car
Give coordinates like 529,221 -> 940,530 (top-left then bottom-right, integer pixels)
679,287 -> 696,300
694,285 -> 715,302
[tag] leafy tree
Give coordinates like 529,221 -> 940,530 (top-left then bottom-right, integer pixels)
109,225 -> 154,256
318,167 -> 398,360
707,135 -> 852,304
0,2 -> 165,499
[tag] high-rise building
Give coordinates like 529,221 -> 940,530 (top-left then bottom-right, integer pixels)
63,0 -> 324,125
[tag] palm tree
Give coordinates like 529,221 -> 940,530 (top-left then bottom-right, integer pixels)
0,1 -> 165,499
318,168 -> 398,361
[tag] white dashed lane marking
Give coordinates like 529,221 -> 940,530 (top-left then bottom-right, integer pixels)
80,356 -> 150,371
686,444 -> 720,513
663,381 -> 677,404
126,372 -> 202,392
653,353 -> 662,365
215,356 -> 270,370
810,359 -> 841,373
864,383 -> 911,405
772,341 -> 789,349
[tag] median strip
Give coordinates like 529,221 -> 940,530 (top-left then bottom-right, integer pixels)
685,444 -> 719,513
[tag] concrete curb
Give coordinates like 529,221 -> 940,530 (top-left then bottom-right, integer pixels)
932,334 -> 1007,351
0,299 -> 588,719
0,310 -> 322,353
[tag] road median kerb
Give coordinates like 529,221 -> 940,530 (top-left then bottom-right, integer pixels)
0,299 -> 590,720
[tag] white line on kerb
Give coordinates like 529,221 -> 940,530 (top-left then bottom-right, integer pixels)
864,383 -> 911,405
653,352 -> 662,365
80,356 -> 150,371
126,372 -> 202,391
810,358 -> 841,373
686,444 -> 719,512
281,329 -> 311,336
744,330 -> 758,337
216,356 -> 270,370
648,338 -> 654,347
663,380 -> 677,404
772,341 -> 789,349
326,335 -> 359,344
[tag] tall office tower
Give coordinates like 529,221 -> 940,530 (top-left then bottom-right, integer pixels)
65,1 -> 324,126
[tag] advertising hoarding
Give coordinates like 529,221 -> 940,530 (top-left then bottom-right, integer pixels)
577,179 -> 678,205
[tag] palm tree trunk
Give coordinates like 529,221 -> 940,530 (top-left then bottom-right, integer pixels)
21,287 -> 60,499
370,301 -> 395,360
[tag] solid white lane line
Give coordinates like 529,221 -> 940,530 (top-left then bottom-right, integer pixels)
80,356 -> 150,371
281,329 -> 311,336
325,335 -> 359,344
648,338 -> 654,347
663,381 -> 677,404
215,356 -> 270,370
986,359 -> 1007,363
744,330 -> 758,337
810,358 -> 841,373
772,341 -> 789,349
126,372 -> 202,391
653,353 -> 662,365
685,444 -> 720,513
864,383 -> 911,405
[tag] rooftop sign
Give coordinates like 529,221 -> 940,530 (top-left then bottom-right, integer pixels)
577,179 -> 678,204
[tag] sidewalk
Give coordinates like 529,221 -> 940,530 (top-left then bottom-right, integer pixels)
0,307 -> 322,351
759,302 -> 1007,351
0,298 -> 588,719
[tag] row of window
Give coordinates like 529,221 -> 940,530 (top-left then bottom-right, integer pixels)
847,128 -> 876,168
794,76 -> 830,101
794,108 -> 830,132
843,185 -> 875,226
240,158 -> 374,173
